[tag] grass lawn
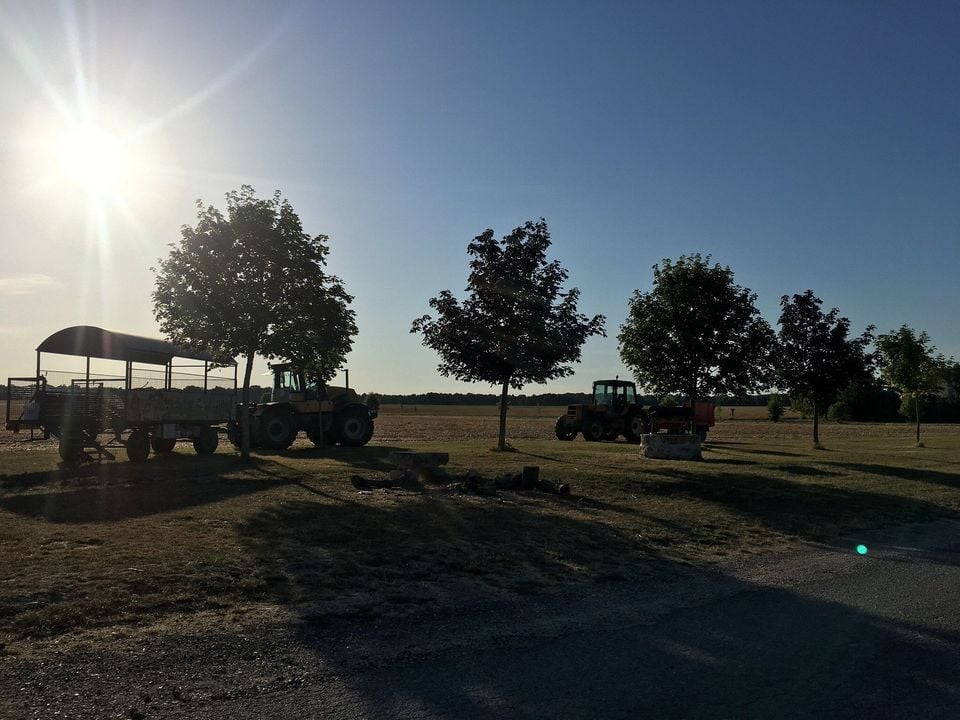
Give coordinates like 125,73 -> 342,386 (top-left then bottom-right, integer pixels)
1,412 -> 958,646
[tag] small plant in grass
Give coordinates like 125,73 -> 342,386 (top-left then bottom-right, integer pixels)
767,394 -> 784,422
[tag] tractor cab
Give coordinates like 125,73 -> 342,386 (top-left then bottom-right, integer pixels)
271,364 -> 304,404
592,379 -> 637,414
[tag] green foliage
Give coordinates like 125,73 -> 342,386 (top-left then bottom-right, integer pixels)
789,395 -> 812,419
411,219 -> 605,450
618,254 -> 773,401
767,394 -> 784,422
776,290 -> 873,445
836,378 -> 900,422
153,186 -> 356,457
827,401 -> 851,422
876,326 -> 946,399
876,325 -> 950,445
898,395 -> 916,422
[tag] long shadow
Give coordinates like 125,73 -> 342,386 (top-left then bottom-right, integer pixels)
514,448 -> 635,473
823,461 -> 960,488
739,448 -> 807,458
0,454 -> 302,523
236,493 -> 669,617
266,443 -> 413,472
771,464 -> 842,477
211,519 -> 960,720
643,468 -> 955,540
703,457 -> 758,467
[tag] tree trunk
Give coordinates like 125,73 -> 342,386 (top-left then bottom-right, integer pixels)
915,397 -> 922,446
812,402 -> 820,448
497,377 -> 510,451
240,350 -> 255,461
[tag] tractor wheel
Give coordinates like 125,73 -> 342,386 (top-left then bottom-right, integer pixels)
151,436 -> 177,454
336,406 -> 374,447
193,426 -> 219,455
603,429 -> 620,441
624,413 -> 649,443
554,417 -> 577,441
256,409 -> 297,451
307,423 -> 339,447
127,429 -> 151,463
582,417 -> 605,442
58,434 -> 83,465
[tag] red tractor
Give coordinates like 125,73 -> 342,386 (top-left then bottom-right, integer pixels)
555,379 -> 715,443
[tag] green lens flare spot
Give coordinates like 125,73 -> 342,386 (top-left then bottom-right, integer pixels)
856,544 -> 868,555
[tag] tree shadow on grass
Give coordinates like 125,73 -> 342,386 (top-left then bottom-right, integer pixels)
513,448 -> 635,473
724,447 -> 808,458
770,464 -> 842,477
261,443 -> 413,473
236,492 -> 666,619
822,461 -> 960,489
643,468 -> 955,541
0,454 -> 302,523
702,457 -> 758,467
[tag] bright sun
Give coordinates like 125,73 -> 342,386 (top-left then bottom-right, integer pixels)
57,123 -> 129,195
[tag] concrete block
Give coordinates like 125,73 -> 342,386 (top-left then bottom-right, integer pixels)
640,433 -> 702,461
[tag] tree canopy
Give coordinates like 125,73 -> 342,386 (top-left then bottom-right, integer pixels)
617,254 -> 773,402
411,219 -> 605,450
153,185 -> 356,458
876,325 -> 949,446
775,290 -> 873,447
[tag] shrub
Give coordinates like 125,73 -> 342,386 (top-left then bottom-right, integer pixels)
767,394 -> 784,422
827,401 -> 851,422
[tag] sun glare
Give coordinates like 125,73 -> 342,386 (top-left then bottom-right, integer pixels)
57,124 -> 128,195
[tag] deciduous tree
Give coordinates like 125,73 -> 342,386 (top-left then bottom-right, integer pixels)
775,290 -> 873,447
618,254 -> 773,402
411,220 -> 605,450
153,186 -> 356,459
875,325 -> 948,446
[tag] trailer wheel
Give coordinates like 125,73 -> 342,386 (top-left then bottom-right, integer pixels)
151,437 -> 176,454
193,426 -> 219,454
127,429 -> 150,463
257,409 -> 297,450
337,406 -> 373,447
554,417 -> 577,441
582,417 -> 604,442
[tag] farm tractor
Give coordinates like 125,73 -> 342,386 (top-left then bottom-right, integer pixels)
555,379 -> 715,443
229,363 -> 377,451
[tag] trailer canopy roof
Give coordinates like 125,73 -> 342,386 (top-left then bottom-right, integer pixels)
36,326 -> 229,366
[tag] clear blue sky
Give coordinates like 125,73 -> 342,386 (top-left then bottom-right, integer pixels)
1,1 -> 958,394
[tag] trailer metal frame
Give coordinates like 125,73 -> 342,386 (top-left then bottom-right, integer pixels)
5,326 -> 237,465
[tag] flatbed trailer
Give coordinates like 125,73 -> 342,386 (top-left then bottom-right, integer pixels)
5,326 -> 236,465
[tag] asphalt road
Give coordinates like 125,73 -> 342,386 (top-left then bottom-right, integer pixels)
190,520 -> 960,720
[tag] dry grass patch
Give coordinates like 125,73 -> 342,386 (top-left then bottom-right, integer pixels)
1,416 -> 959,644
